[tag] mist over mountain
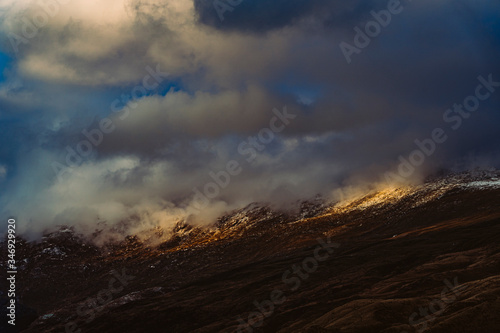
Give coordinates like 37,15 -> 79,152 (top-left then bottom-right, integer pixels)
1,0 -> 500,240
2,173 -> 500,332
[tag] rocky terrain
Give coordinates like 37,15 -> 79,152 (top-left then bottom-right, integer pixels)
1,172 -> 500,332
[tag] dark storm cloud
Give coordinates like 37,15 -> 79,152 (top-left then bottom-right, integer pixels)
193,0 -> 386,33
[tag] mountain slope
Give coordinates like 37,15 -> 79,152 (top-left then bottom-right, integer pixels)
2,173 -> 500,333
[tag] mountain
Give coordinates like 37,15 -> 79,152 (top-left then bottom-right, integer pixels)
2,172 -> 500,333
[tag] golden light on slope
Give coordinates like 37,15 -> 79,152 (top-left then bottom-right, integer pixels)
331,186 -> 414,214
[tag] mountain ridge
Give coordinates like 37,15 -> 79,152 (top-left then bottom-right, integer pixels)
1,172 -> 500,332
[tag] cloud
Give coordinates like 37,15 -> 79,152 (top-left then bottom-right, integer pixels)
192,0 -> 387,33
0,0 -> 499,241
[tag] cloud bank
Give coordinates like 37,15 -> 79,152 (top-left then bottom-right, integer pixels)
0,0 -> 499,240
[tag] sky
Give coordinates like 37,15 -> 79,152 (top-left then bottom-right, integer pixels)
0,0 -> 499,239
